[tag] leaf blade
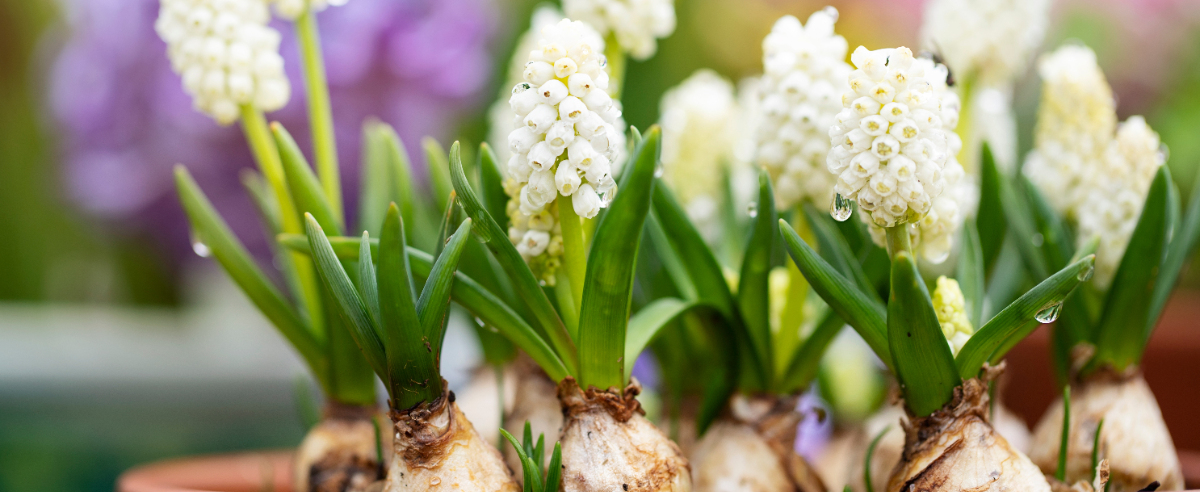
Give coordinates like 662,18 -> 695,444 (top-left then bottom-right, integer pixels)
888,251 -> 959,417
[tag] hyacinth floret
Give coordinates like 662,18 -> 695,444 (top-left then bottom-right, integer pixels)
920,0 -> 1051,86
504,18 -> 625,285
155,0 -> 291,125
489,6 -> 567,164
1077,116 -> 1165,288
659,69 -> 739,244
933,276 -> 974,356
828,46 -> 963,261
755,8 -> 852,210
270,0 -> 349,20
562,0 -> 675,60
1023,45 -> 1117,216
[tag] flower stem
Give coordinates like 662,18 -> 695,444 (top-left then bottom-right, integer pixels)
885,225 -> 912,259
240,104 -> 326,340
604,34 -> 626,100
775,207 -> 812,381
296,9 -> 342,219
558,199 -> 587,321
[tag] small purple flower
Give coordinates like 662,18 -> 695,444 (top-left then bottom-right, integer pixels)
46,0 -> 498,270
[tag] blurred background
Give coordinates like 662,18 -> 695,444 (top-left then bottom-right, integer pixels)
3,0 -> 1200,490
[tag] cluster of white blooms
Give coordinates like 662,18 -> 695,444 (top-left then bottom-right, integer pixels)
1023,45 -> 1117,215
503,18 -> 625,284
156,0 -> 291,125
270,0 -> 348,20
1077,117 -> 1165,288
659,70 -> 739,244
932,276 -> 974,355
755,9 -> 852,210
562,0 -> 675,60
828,46 -> 962,234
920,0 -> 1051,86
489,6 -> 567,164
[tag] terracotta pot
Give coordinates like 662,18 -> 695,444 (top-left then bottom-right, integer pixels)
118,450 -> 294,492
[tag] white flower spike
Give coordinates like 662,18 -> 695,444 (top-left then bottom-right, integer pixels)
563,0 -> 675,60
755,8 -> 852,210
659,69 -> 739,244
156,0 -> 290,125
920,0 -> 1051,86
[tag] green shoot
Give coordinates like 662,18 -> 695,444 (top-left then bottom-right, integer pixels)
864,425 -> 891,492
1058,385 -> 1071,482
500,423 -> 563,492
887,251 -> 960,417
1092,418 -> 1105,482
295,9 -> 341,218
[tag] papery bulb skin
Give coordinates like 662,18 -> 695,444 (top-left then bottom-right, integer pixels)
562,0 -> 675,60
1030,372 -> 1182,492
293,403 -> 388,492
384,389 -> 518,492
755,8 -> 851,210
887,375 -> 1051,492
690,394 -> 826,492
501,356 -> 565,482
155,0 -> 290,124
557,378 -> 692,492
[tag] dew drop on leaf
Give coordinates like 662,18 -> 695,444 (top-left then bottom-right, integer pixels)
829,193 -> 852,222
1078,263 -> 1094,282
654,165 -> 664,178
747,202 -> 758,218
1035,302 -> 1063,324
192,241 -> 211,258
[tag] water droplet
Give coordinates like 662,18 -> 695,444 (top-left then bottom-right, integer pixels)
473,316 -> 484,326
1078,263 -> 1095,282
598,56 -> 607,68
512,82 -> 532,94
538,279 -> 547,287
747,202 -> 758,218
829,193 -> 852,222
1035,302 -> 1063,324
822,5 -> 839,21
654,166 -> 664,178
1031,232 -> 1044,247
192,240 -> 211,258
429,478 -> 441,486
600,188 -> 616,207
1158,143 -> 1170,163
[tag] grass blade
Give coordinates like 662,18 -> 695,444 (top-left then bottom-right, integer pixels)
956,254 -> 1095,379
357,231 -> 380,323
1057,385 -> 1071,481
273,122 -> 343,234
448,142 -> 577,374
1148,166 -> 1200,335
1094,166 -> 1174,371
780,220 -> 892,370
958,219 -> 986,328
359,121 -> 392,236
543,442 -> 563,492
977,143 -> 1007,274
305,214 -> 388,383
424,137 -> 453,212
578,127 -> 661,391
174,167 -> 323,375
478,143 -> 510,233
416,218 -> 474,360
376,204 -> 424,400
737,171 -> 778,385
623,298 -> 710,382
888,251 -> 960,416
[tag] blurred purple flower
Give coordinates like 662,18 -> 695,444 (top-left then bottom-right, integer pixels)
47,0 -> 498,268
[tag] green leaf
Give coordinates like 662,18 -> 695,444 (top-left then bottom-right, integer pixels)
416,218 -> 473,360
359,121 -> 392,236
1057,385 -> 1071,481
1022,176 -> 1074,272
305,214 -> 389,384
802,202 -> 880,303
736,171 -> 778,385
956,254 -> 1095,379
376,204 -> 424,400
273,123 -> 343,235
357,231 -> 380,324
977,143 -> 1007,274
500,428 -> 538,492
378,124 -> 421,241
888,251 -> 959,417
478,143 -> 510,233
644,211 -> 698,301
424,137 -> 453,213
780,219 -> 892,370
957,219 -> 986,329
997,164 -> 1048,279
448,142 -> 578,374
543,442 -> 563,492
578,127 -> 661,391
864,425 -> 891,492
174,167 -> 324,379
623,298 -> 711,382
1148,167 -> 1200,336
650,181 -> 737,320
780,310 -> 843,392
1094,166 -> 1174,371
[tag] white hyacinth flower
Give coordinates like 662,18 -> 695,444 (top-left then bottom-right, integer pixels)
270,0 -> 349,21
1023,45 -> 1117,216
501,18 -> 625,285
563,0 -> 675,60
755,8 -> 852,210
488,6 -> 568,164
659,69 -> 739,245
155,0 -> 290,125
932,276 -> 974,356
828,46 -> 962,239
1076,116 -> 1165,288
920,0 -> 1051,86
